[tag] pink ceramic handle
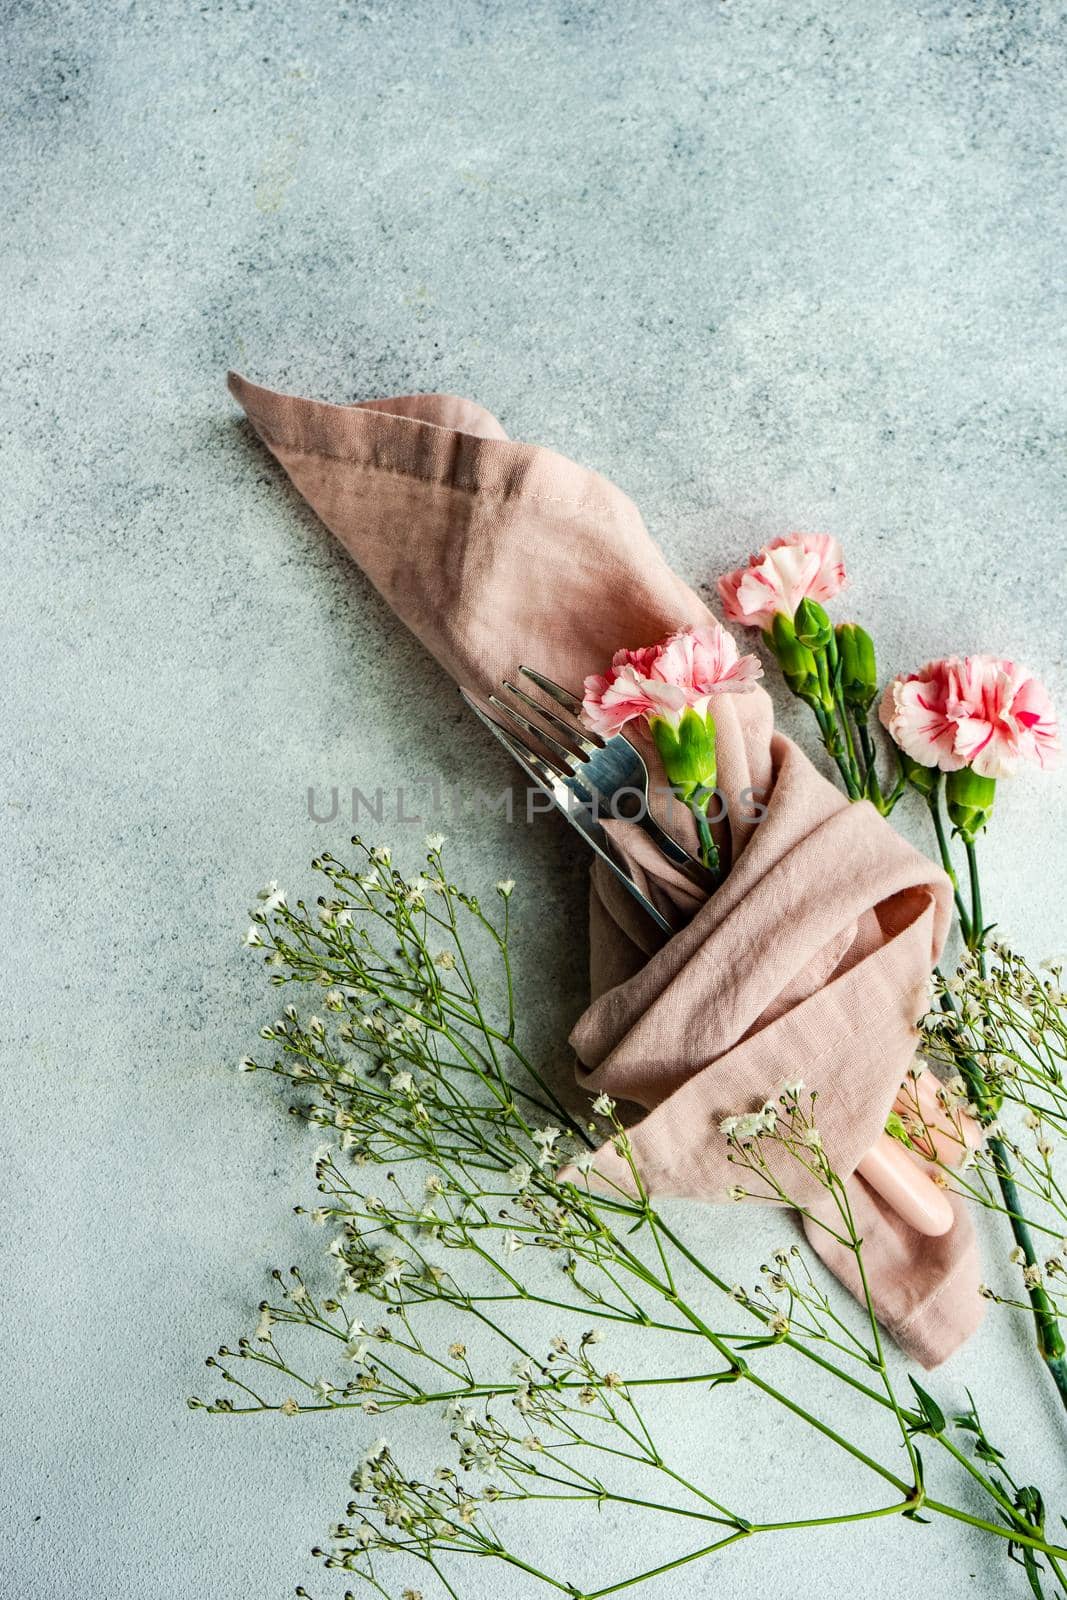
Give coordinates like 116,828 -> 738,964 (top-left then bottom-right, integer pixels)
895,1068 -> 982,1166
857,1136 -> 955,1236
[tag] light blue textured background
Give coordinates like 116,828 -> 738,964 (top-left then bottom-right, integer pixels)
3,2 -> 1066,1597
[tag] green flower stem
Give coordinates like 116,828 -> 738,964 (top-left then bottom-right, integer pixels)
962,842 -> 1067,1413
854,719 -> 875,796
925,782 -> 971,940
687,785 -> 720,876
964,838 -> 983,952
826,636 -> 863,798
836,691 -> 859,774
989,1136 -> 1067,1391
854,720 -> 897,814
813,704 -> 862,800
886,760 -> 909,810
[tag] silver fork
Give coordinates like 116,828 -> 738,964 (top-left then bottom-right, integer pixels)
488,667 -> 717,892
460,687 -> 676,933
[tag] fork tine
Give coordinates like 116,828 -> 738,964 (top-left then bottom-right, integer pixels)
461,688 -> 674,934
460,691 -> 580,792
488,693 -> 583,772
502,679 -> 603,755
518,665 -> 584,716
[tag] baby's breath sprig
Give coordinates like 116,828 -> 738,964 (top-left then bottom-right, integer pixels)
193,842 -> 1067,1598
907,943 -> 1067,1409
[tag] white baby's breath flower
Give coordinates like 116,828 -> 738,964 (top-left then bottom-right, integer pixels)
531,1127 -> 561,1170
495,879 -> 516,898
433,949 -> 456,970
237,1056 -> 256,1072
370,846 -> 392,866
779,1079 -> 805,1099
377,1249 -> 407,1284
591,1093 -> 616,1117
257,881 -> 287,912
503,1232 -> 523,1254
279,1397 -> 300,1416
718,1115 -> 738,1138
507,1161 -> 532,1190
242,924 -> 265,947
425,833 -> 446,852
390,1070 -> 414,1094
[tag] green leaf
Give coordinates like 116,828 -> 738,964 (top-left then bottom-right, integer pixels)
884,1110 -> 909,1144
909,1377 -> 946,1434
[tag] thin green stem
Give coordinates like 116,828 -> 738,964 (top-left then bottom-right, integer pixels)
926,782 -> 971,939
963,842 -> 1067,1414
964,838 -> 984,952
688,787 -> 721,877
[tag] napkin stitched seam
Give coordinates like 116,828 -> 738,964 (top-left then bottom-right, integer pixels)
892,1236 -> 977,1338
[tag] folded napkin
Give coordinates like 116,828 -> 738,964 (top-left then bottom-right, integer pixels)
228,373 -> 984,1366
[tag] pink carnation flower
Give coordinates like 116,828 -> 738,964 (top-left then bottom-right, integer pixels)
718,533 -> 846,630
582,622 -> 762,739
880,655 -> 1059,780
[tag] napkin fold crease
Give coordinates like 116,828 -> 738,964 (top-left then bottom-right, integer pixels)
227,371 -> 984,1367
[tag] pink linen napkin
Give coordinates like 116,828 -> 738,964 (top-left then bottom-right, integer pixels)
227,372 -> 985,1366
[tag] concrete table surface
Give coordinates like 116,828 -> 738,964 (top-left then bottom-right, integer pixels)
3,2 -> 1065,1597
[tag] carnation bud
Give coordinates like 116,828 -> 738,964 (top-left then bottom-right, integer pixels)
793,598 -> 833,652
835,623 -> 878,712
946,768 -> 997,842
765,614 -> 820,705
648,706 -> 716,802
